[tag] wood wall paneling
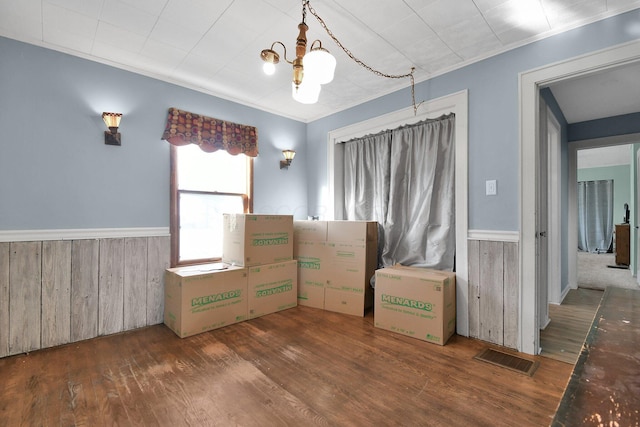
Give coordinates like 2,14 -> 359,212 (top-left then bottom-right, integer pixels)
71,239 -> 99,342
503,242 -> 519,349
479,241 -> 505,346
124,237 -> 148,330
41,240 -> 72,349
0,243 -> 9,358
9,242 -> 42,355
467,240 -> 480,338
98,238 -> 125,336
1,235 -> 168,360
146,236 -> 170,325
467,239 -> 520,349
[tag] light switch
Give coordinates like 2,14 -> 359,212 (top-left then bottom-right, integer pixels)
486,180 -> 497,196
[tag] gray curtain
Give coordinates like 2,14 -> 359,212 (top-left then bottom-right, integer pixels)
343,114 -> 455,270
577,180 -> 614,253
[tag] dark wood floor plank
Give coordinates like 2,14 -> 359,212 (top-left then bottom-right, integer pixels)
552,287 -> 640,426
0,306 -> 573,427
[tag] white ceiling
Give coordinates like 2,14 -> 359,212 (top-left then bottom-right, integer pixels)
578,144 -> 632,168
1,0 -> 640,122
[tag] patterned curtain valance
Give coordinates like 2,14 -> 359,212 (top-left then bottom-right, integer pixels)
161,107 -> 258,157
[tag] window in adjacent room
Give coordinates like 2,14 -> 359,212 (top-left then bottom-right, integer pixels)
170,144 -> 253,267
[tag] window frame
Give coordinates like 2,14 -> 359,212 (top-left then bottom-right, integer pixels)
170,145 -> 253,267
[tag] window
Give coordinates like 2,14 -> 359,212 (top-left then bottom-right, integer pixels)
170,144 -> 253,266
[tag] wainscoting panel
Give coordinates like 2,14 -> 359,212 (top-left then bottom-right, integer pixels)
146,236 -> 170,326
70,239 -> 99,343
42,240 -> 72,349
468,236 -> 519,349
9,242 -> 42,355
124,237 -> 149,330
0,235 -> 170,358
0,243 -> 9,357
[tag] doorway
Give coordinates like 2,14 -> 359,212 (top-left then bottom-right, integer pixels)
520,40 -> 640,355
573,143 -> 639,291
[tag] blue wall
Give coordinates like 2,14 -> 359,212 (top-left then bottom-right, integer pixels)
306,9 -> 640,231
570,112 -> 640,141
3,9 -> 640,233
0,37 -> 308,230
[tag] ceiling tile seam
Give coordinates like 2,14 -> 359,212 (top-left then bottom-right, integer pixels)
470,0 -> 503,48
538,0 -> 553,30
324,2 -> 417,73
401,0 -> 464,63
176,0 -> 238,70
140,0 -> 171,57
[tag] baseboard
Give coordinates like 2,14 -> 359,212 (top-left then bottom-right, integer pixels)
560,285 -> 572,303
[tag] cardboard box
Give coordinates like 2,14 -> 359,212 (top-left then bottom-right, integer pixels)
222,214 -> 293,267
324,240 -> 377,317
327,220 -> 378,243
374,266 -> 456,345
248,260 -> 298,319
295,240 -> 328,309
293,220 -> 328,242
164,263 -> 248,338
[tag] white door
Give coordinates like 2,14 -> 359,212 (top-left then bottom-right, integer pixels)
537,101 -> 549,332
547,109 -> 562,304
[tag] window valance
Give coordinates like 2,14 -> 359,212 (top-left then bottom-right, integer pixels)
161,107 -> 258,157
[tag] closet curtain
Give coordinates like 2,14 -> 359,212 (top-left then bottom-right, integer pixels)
343,114 -> 455,270
577,179 -> 614,253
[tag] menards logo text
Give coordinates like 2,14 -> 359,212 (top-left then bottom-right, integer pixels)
298,260 -> 320,270
256,283 -> 293,297
192,290 -> 241,308
381,294 -> 433,312
252,236 -> 289,246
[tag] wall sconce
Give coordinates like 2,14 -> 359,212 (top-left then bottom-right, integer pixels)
280,149 -> 296,169
102,112 -> 122,146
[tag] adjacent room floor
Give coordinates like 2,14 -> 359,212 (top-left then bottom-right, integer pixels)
577,251 -> 639,290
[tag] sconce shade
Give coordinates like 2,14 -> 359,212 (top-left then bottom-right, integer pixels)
102,112 -> 122,146
280,149 -> 296,169
102,112 -> 122,130
304,47 -> 336,84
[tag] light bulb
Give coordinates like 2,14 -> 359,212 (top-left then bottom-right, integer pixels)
263,62 -> 276,76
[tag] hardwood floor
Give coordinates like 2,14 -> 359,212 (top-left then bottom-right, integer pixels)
540,288 -> 603,364
0,306 -> 573,427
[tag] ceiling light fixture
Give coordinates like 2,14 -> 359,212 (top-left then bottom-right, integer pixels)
260,0 -> 420,112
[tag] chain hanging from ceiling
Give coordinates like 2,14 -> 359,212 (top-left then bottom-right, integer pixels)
304,0 -> 422,114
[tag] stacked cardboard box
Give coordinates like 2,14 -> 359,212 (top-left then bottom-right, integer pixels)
374,265 -> 456,346
164,263 -> 248,338
294,220 -> 378,316
164,214 -> 297,338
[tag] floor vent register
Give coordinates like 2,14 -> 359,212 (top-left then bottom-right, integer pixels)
474,348 -> 540,376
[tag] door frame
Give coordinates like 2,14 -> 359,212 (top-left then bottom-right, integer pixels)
520,40 -> 640,355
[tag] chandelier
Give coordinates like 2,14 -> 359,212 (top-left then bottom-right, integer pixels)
260,0 -> 419,111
